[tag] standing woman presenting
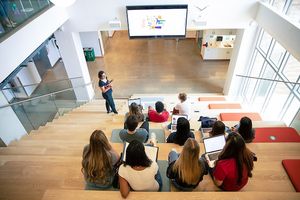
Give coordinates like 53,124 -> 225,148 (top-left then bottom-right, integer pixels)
98,71 -> 118,114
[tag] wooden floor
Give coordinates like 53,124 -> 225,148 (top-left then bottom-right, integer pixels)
0,94 -> 299,200
87,31 -> 229,98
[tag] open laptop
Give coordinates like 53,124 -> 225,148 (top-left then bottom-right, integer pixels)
203,135 -> 226,162
128,98 -> 141,107
169,114 -> 188,132
200,127 -> 213,139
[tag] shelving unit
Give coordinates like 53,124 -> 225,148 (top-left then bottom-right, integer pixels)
201,29 -> 236,60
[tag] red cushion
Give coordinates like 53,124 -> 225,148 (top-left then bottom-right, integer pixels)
254,127 -> 300,143
219,113 -> 262,121
282,159 -> 300,192
198,97 -> 226,101
208,103 -> 241,109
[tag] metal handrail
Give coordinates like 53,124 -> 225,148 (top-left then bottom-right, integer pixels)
236,74 -> 300,85
0,82 -> 93,109
1,76 -> 83,91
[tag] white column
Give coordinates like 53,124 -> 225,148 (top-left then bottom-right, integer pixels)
0,92 -> 27,146
54,30 -> 94,101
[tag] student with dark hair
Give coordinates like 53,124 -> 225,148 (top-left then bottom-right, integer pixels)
82,130 -> 119,190
148,101 -> 169,122
166,117 -> 194,146
118,140 -> 162,198
119,115 -> 149,143
167,138 -> 207,190
98,70 -> 118,114
232,117 -> 255,143
209,121 -> 226,137
206,132 -> 255,191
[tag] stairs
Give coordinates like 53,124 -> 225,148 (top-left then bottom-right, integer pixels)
0,95 -> 299,200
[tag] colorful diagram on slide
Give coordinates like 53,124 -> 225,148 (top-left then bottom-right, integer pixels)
144,15 -> 166,29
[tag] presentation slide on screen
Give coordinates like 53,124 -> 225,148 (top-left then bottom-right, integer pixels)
127,9 -> 187,37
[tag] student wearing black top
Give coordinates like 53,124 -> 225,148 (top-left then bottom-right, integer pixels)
166,117 -> 194,146
232,117 -> 255,143
98,71 -> 118,114
167,138 -> 207,190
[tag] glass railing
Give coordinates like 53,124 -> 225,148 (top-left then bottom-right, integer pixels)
0,0 -> 52,39
1,77 -> 85,103
0,81 -> 93,133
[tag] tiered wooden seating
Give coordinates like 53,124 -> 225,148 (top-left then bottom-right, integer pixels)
220,112 -> 262,121
208,103 -> 241,109
0,96 -> 299,200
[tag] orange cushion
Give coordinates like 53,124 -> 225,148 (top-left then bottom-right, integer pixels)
254,127 -> 300,143
208,103 -> 241,109
198,97 -> 226,101
220,112 -> 262,121
282,160 -> 300,192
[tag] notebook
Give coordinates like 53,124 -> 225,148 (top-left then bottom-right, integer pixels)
122,142 -> 159,162
203,135 -> 226,162
128,98 -> 141,107
169,114 -> 188,132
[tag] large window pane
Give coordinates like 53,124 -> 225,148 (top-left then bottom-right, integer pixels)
263,82 -> 290,120
250,52 -> 265,77
282,97 -> 300,125
287,0 -> 300,25
258,31 -> 272,55
282,54 -> 300,83
253,64 -> 277,110
269,41 -> 286,67
244,79 -> 258,104
272,0 -> 287,12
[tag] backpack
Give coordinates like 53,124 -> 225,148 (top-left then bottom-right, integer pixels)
198,116 -> 217,128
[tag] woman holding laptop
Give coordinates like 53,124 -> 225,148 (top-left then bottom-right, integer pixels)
205,132 -> 255,191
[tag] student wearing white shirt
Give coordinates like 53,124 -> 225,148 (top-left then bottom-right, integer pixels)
173,93 -> 191,120
118,140 -> 162,198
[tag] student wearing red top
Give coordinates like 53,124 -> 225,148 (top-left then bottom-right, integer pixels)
206,132 -> 255,191
148,101 -> 169,123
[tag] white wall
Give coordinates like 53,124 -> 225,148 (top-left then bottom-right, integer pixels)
0,93 -> 27,145
17,61 -> 42,96
0,6 -> 69,82
65,0 -> 258,32
46,38 -> 61,67
79,31 -> 102,57
256,2 -> 300,61
223,23 -> 259,96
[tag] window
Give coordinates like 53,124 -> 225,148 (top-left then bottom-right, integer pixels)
269,42 -> 286,68
287,0 -> 300,25
282,55 -> 300,83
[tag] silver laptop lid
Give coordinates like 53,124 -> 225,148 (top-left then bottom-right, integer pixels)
171,114 -> 188,125
128,98 -> 141,107
203,135 -> 226,153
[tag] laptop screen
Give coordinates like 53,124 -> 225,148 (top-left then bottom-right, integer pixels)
203,135 -> 226,153
128,98 -> 141,107
171,114 -> 188,125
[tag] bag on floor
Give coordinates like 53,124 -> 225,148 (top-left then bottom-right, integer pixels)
112,153 -> 123,189
198,116 -> 217,128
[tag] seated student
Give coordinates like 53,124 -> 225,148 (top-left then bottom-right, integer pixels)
125,102 -> 144,123
232,117 -> 255,143
173,93 -> 191,120
82,130 -> 119,190
148,101 -> 169,123
167,138 -> 207,191
119,140 -> 162,198
119,115 -> 149,143
209,121 -> 226,137
205,132 -> 255,191
166,117 -> 195,146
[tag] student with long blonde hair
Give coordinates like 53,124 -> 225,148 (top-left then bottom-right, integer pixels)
82,130 -> 119,189
167,138 -> 207,190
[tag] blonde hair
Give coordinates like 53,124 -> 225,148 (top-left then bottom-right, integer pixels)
173,138 -> 203,185
82,130 -> 113,184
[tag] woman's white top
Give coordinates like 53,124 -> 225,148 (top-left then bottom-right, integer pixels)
175,100 -> 191,120
118,162 -> 159,191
